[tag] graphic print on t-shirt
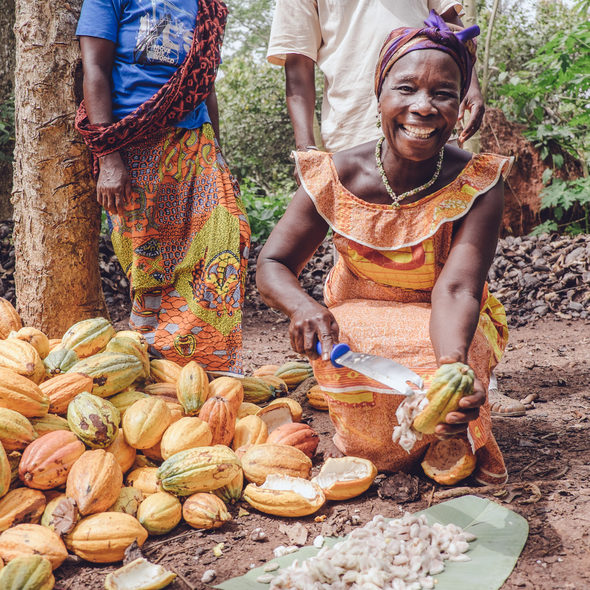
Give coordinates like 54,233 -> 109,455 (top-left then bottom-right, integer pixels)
134,0 -> 193,65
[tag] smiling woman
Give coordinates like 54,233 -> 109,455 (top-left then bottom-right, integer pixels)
256,12 -> 512,485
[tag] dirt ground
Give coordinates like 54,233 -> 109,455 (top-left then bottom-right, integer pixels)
55,308 -> 590,590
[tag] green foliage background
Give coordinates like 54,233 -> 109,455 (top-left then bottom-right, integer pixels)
217,0 -> 589,240
0,0 -> 587,237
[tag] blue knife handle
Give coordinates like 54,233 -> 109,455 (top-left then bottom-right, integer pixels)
315,341 -> 350,368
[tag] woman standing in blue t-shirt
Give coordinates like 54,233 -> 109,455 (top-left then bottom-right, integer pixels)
76,0 -> 250,375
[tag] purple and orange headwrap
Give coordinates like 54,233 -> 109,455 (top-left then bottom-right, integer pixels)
375,10 -> 480,100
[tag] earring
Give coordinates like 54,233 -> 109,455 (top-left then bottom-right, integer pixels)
376,114 -> 382,129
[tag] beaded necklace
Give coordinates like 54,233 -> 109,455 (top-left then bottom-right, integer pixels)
375,136 -> 444,208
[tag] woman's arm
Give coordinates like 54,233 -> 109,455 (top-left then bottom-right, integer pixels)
79,36 -> 132,216
430,178 -> 504,435
440,7 -> 485,144
256,186 -> 336,360
205,85 -> 220,142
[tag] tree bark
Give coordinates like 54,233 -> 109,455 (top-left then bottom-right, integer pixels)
12,0 -> 107,337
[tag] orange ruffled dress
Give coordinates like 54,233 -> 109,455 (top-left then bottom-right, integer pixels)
295,150 -> 512,485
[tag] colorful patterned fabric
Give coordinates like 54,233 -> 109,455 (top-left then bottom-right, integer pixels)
375,10 -> 479,99
295,149 -> 512,484
110,124 -> 250,375
76,0 -> 227,173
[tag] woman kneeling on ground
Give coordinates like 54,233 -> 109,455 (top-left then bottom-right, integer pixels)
256,13 -> 511,485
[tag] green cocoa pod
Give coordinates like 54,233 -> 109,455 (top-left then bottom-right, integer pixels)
412,362 -> 475,434
67,391 -> 120,448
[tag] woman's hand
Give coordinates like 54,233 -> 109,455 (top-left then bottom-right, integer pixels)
458,85 -> 485,144
288,301 -> 339,361
434,375 -> 486,437
97,152 -> 132,216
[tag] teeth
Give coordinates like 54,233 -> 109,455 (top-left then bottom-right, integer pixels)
403,125 -> 435,138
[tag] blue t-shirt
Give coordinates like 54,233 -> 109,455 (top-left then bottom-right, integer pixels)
76,0 -> 209,129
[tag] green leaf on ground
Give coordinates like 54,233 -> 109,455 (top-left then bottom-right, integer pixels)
215,495 -> 528,590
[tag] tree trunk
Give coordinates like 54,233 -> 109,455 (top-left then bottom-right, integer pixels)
12,0 -> 107,337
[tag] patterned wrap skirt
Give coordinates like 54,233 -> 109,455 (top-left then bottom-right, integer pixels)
109,124 -> 250,375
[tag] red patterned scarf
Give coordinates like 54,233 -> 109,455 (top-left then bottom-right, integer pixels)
75,0 -> 228,174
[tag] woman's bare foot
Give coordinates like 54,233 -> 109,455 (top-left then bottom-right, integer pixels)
323,438 -> 345,459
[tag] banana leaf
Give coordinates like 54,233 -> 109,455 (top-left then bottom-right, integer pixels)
215,494 -> 528,590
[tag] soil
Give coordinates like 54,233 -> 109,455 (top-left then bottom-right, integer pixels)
55,307 -> 590,590
479,108 -> 584,237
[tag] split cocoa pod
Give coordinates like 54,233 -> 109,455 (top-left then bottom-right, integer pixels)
243,474 -> 325,517
241,443 -> 312,485
312,457 -> 377,501
412,362 -> 475,435
421,437 -> 477,485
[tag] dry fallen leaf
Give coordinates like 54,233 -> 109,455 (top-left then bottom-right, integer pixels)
278,522 -> 308,546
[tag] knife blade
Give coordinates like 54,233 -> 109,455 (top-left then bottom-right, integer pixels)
316,342 -> 423,396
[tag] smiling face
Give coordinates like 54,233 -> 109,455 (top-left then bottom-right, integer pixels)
377,49 -> 462,162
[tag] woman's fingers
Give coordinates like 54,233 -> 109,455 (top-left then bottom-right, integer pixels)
434,374 -> 485,436
289,306 -> 339,360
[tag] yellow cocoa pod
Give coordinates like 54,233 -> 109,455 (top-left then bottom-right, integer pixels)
182,492 -> 231,529
0,367 -> 49,418
65,449 -> 123,516
232,415 -> 267,450
176,361 -> 209,415
64,512 -> 147,564
60,317 -> 115,359
237,402 -> 260,419
160,417 -> 213,460
0,340 -> 45,384
0,298 -> 22,340
123,397 -> 171,450
0,407 -> 37,451
39,372 -> 94,416
306,385 -> 329,411
0,488 -> 46,532
107,486 -> 144,516
150,359 -> 182,384
9,327 -> 50,360
251,364 -> 279,378
126,467 -> 161,496
137,491 -> 181,536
